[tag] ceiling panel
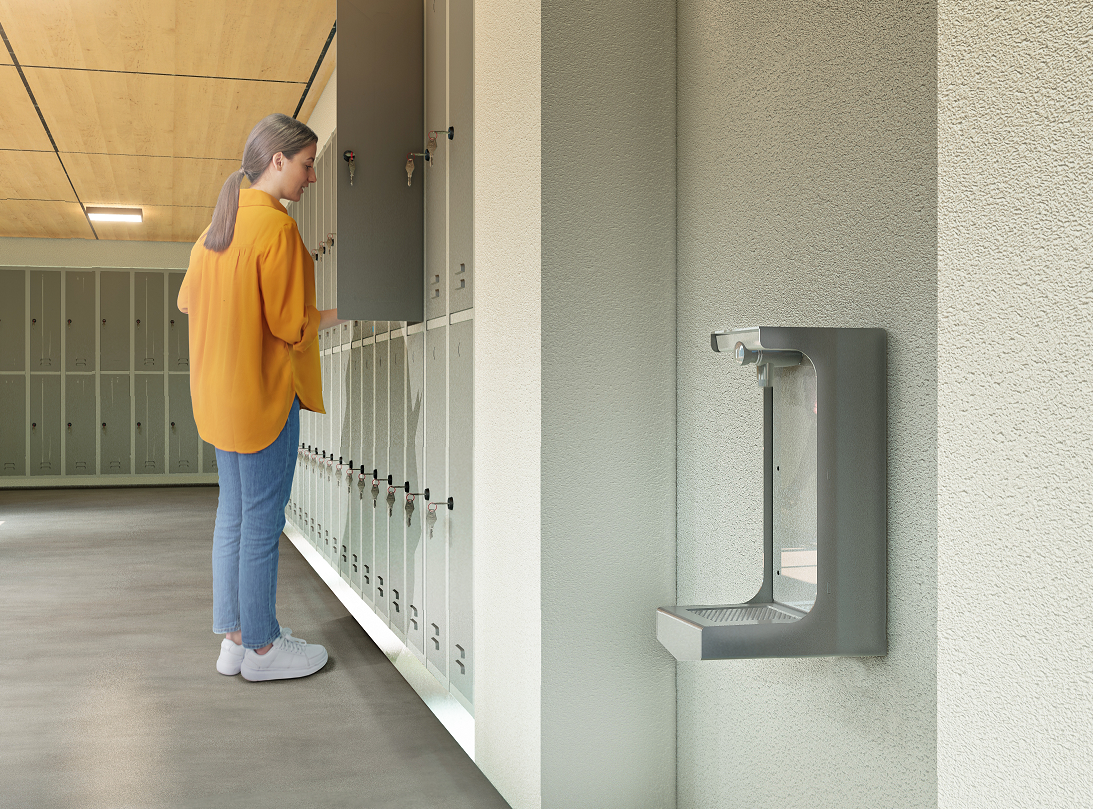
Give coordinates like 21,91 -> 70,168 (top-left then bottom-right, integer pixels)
65,153 -> 242,210
0,66 -> 54,151
90,204 -> 212,243
0,200 -> 92,239
0,0 -> 334,83
0,150 -> 77,202
25,67 -> 301,158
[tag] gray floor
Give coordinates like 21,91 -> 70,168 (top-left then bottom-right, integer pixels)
0,486 -> 510,809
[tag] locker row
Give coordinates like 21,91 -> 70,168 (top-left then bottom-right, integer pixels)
0,373 -> 214,477
0,269 -> 189,373
285,320 -> 473,708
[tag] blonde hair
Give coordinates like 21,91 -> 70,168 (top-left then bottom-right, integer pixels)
204,113 -> 317,252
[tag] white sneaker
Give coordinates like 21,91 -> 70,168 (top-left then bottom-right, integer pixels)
240,629 -> 328,682
216,637 -> 245,676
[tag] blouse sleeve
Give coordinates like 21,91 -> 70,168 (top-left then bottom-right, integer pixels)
259,222 -> 319,353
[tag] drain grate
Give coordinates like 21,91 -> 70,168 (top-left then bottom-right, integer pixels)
688,605 -> 799,624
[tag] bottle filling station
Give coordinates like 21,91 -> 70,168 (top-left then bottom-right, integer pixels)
657,326 -> 888,660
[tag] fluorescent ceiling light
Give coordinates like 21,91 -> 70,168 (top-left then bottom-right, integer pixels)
87,206 -> 143,223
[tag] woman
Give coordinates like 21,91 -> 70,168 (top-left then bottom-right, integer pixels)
178,113 -> 345,681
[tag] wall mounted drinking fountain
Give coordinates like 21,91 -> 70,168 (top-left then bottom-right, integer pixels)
657,326 -> 887,659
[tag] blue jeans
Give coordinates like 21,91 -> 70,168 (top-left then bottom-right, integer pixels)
211,397 -> 300,649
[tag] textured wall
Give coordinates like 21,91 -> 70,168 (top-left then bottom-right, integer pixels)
676,2 -> 937,808
938,3 -> 1093,806
0,237 -> 191,269
541,0 -> 677,807
473,2 -> 543,807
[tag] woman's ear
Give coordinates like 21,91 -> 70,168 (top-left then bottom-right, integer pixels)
271,151 -> 286,172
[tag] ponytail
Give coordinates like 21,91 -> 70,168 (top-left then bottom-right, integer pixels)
204,113 -> 317,252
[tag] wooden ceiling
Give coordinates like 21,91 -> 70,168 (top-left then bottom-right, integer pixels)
0,0 -> 336,242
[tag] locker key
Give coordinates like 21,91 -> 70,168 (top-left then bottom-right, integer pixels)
343,150 -> 355,185
404,496 -> 415,527
426,508 -> 438,539
405,154 -> 416,186
386,487 -> 397,518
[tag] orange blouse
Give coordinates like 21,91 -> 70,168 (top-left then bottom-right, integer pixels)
178,188 -> 324,454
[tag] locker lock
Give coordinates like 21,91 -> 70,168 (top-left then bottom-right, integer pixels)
136,422 -> 142,428
170,320 -> 175,325
102,319 -> 106,325
67,319 -> 72,326
32,318 -> 36,324
31,422 -> 36,429
67,422 -> 72,429
102,423 -> 106,429
171,422 -> 176,428
136,319 -> 141,325
428,497 -> 455,514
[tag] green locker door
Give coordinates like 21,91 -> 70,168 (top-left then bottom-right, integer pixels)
0,270 -> 25,372
0,376 -> 26,475
29,374 -> 61,475
424,326 -> 448,678
203,441 -> 218,474
167,273 -> 190,371
134,273 -> 164,371
406,330 -> 426,657
65,272 -> 96,371
65,375 -> 96,475
374,335 -> 389,620
100,374 -> 130,474
359,340 -> 376,606
30,271 -> 61,371
100,272 -> 131,372
169,375 -> 198,474
134,374 -> 165,474
449,0 -> 474,314
424,0 -> 447,322
448,320 -> 473,703
388,333 -> 407,634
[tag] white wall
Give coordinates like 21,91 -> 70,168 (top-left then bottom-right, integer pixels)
675,2 -> 937,807
938,2 -> 1093,806
473,2 -> 543,807
541,0 -> 677,807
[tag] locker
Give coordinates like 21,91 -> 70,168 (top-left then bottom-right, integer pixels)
350,465 -> 366,595
425,325 -> 448,677
65,272 -> 96,371
134,374 -> 165,474
0,376 -> 26,475
337,348 -> 353,578
100,272 -> 131,371
167,273 -> 190,371
374,335 -> 389,619
0,269 -> 25,371
334,461 -> 350,579
449,0 -> 474,314
406,331 -> 427,656
448,320 -> 474,701
348,344 -> 364,593
388,333 -> 407,633
64,375 -> 96,475
29,374 -> 61,475
321,143 -> 332,316
169,375 -> 199,473
320,351 -> 331,557
30,271 -> 61,371
359,340 -> 376,605
134,273 -> 165,371
424,0 -> 448,321
101,375 -> 131,474
202,441 -> 218,474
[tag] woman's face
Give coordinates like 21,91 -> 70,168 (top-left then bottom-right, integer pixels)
274,143 -> 317,202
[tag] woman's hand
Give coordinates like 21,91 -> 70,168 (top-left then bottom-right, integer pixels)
318,308 -> 349,331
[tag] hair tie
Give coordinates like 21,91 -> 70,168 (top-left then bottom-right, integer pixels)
239,167 -> 246,175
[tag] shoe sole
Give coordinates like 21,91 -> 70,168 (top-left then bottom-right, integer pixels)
217,661 -> 243,676
240,650 -> 329,682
